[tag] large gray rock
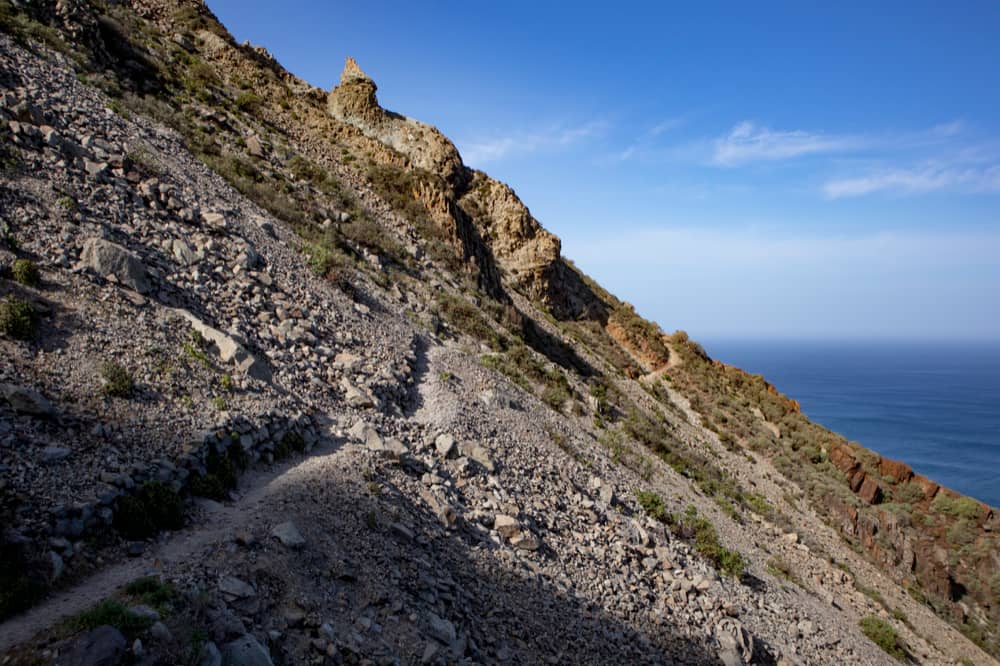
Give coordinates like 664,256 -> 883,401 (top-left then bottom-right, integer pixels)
425,612 -> 456,645
459,441 -> 495,472
1,383 -> 55,417
174,309 -> 269,381
270,521 -> 306,549
79,237 -> 151,294
220,634 -> 273,666
219,576 -> 256,599
58,625 -> 127,666
714,617 -> 754,666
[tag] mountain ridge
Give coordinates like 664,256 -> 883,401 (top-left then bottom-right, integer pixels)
0,1 -> 997,664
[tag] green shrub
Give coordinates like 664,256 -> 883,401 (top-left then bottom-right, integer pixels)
113,495 -> 154,540
10,258 -> 39,287
892,482 -> 925,505
235,91 -> 261,112
635,490 -> 667,521
0,545 -> 44,621
273,430 -> 306,460
675,505 -> 746,577
859,616 -> 906,660
124,576 -> 177,614
113,481 -> 184,539
931,494 -> 982,520
100,361 -> 134,398
0,296 -> 38,340
71,600 -> 154,639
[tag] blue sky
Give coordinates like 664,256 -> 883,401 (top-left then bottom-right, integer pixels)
207,1 -> 1000,340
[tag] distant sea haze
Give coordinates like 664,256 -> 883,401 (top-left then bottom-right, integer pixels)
703,339 -> 1000,509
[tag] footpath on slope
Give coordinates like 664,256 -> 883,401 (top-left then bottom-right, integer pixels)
0,427 -> 347,653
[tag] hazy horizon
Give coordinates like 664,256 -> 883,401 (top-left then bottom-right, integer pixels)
207,0 -> 1000,341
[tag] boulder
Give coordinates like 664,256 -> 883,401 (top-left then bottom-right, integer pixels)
173,309 -> 269,381
220,634 -> 273,666
271,521 -> 306,549
58,625 -> 127,666
1,383 -> 55,416
458,441 -> 495,472
434,433 -> 456,458
79,237 -> 151,294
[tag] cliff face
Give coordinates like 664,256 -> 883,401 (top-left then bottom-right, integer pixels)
0,1 -> 997,664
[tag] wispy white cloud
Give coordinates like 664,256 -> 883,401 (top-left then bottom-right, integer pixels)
711,121 -> 860,166
824,162 -> 1000,198
611,116 -> 689,163
649,116 -> 687,136
459,121 -> 606,165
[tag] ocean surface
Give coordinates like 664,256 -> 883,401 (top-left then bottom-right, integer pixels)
702,340 -> 1000,508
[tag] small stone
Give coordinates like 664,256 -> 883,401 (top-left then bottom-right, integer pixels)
1,383 -> 55,417
41,446 -> 71,464
61,625 -> 127,666
435,434 -> 456,458
219,576 -> 256,599
426,612 -> 456,644
220,634 -> 274,666
271,521 -> 306,549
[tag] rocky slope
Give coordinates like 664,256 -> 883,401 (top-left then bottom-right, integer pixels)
0,1 -> 996,665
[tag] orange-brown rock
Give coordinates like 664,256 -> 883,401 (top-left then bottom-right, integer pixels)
878,457 -> 914,484
858,476 -> 884,505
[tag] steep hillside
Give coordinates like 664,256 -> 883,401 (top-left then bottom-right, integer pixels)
0,1 -> 997,665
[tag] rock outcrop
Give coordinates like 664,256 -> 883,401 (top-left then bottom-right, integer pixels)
328,57 -> 464,186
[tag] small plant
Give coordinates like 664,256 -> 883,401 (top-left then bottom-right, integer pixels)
184,331 -> 212,368
235,91 -> 262,112
71,600 -> 154,640
10,259 -> 40,287
677,505 -> 746,578
125,576 -> 177,614
100,361 -> 134,398
1,220 -> 17,249
635,490 -> 667,521
931,494 -> 982,521
858,616 -> 906,660
0,296 -> 38,340
211,395 -> 227,411
219,373 -> 233,391
438,371 -> 452,382
113,481 -> 185,539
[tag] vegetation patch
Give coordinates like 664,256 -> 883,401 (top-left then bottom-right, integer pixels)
858,616 -> 906,660
70,600 -> 155,640
0,296 -> 38,340
635,490 -> 667,521
113,481 -> 185,540
100,361 -> 134,398
11,258 -> 40,287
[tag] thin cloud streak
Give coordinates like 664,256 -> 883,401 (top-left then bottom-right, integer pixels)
824,163 -> 1000,198
459,121 -> 606,165
712,121 -> 860,166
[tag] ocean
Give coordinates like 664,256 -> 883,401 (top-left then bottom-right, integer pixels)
702,339 -> 1000,509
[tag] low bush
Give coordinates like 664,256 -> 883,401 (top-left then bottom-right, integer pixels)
124,576 -> 177,614
0,296 -> 38,340
931,494 -> 982,521
11,258 -> 40,287
858,616 -> 906,660
71,600 -> 154,639
113,481 -> 184,540
635,490 -> 667,521
675,505 -> 746,578
100,361 -> 134,398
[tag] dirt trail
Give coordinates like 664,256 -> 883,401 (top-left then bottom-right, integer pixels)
0,433 -> 346,653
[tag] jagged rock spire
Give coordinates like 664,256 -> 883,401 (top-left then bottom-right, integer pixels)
340,56 -> 373,86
